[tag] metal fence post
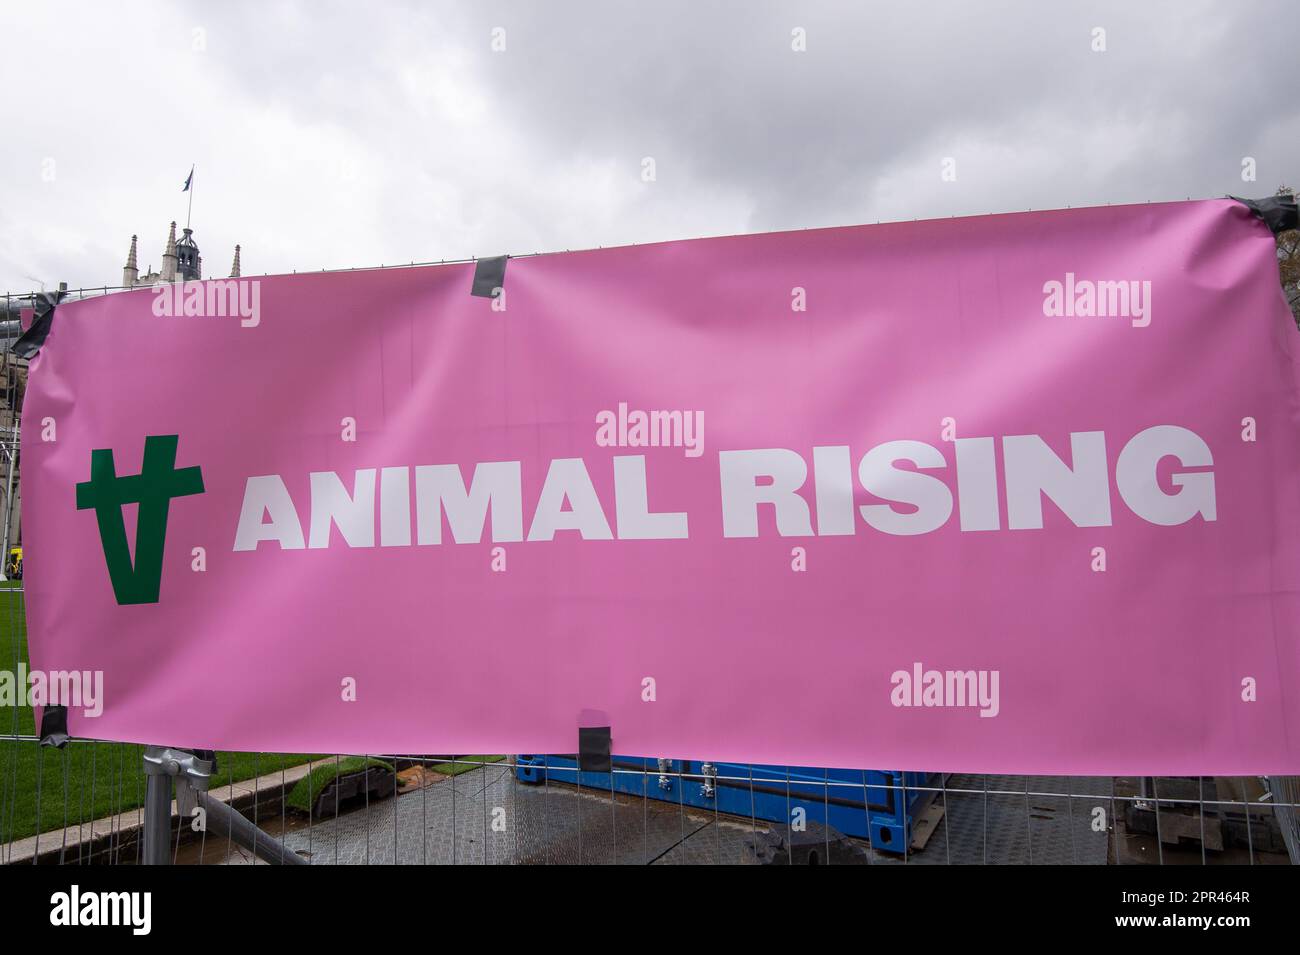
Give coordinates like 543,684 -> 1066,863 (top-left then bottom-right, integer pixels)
141,749 -> 174,865
142,746 -> 215,865
0,420 -> 16,579
141,746 -> 306,865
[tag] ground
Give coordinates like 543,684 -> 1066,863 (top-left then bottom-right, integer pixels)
176,761 -> 1113,865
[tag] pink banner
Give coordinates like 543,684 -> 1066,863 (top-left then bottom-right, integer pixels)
20,198 -> 1300,774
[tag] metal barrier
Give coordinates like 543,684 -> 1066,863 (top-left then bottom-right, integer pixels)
3,737 -> 1298,865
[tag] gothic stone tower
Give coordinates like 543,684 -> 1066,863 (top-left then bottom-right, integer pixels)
121,222 -> 240,287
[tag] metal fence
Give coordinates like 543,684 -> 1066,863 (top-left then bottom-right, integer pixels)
3,736 -> 1298,865
2,283 -> 1298,866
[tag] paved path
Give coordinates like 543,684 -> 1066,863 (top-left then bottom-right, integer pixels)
269,766 -> 1111,865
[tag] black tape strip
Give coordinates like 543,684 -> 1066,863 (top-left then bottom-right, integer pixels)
12,289 -> 63,360
470,255 -> 508,298
577,725 -> 611,773
1230,194 -> 1298,236
38,704 -> 70,749
194,748 -> 218,774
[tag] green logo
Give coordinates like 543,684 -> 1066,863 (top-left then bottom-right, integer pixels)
76,435 -> 204,605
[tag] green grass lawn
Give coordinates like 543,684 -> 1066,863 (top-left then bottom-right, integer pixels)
0,587 -> 318,844
285,756 -> 395,814
430,754 -> 506,776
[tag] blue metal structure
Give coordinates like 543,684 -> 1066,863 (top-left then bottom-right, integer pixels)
516,755 -> 936,851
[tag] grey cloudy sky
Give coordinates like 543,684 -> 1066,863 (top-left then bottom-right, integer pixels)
0,0 -> 1295,292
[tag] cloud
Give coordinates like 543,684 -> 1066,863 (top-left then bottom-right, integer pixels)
0,0 -> 1295,292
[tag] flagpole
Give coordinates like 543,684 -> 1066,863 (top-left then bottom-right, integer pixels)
185,165 -> 194,230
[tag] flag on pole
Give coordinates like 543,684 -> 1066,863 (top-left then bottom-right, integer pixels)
182,166 -> 194,192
